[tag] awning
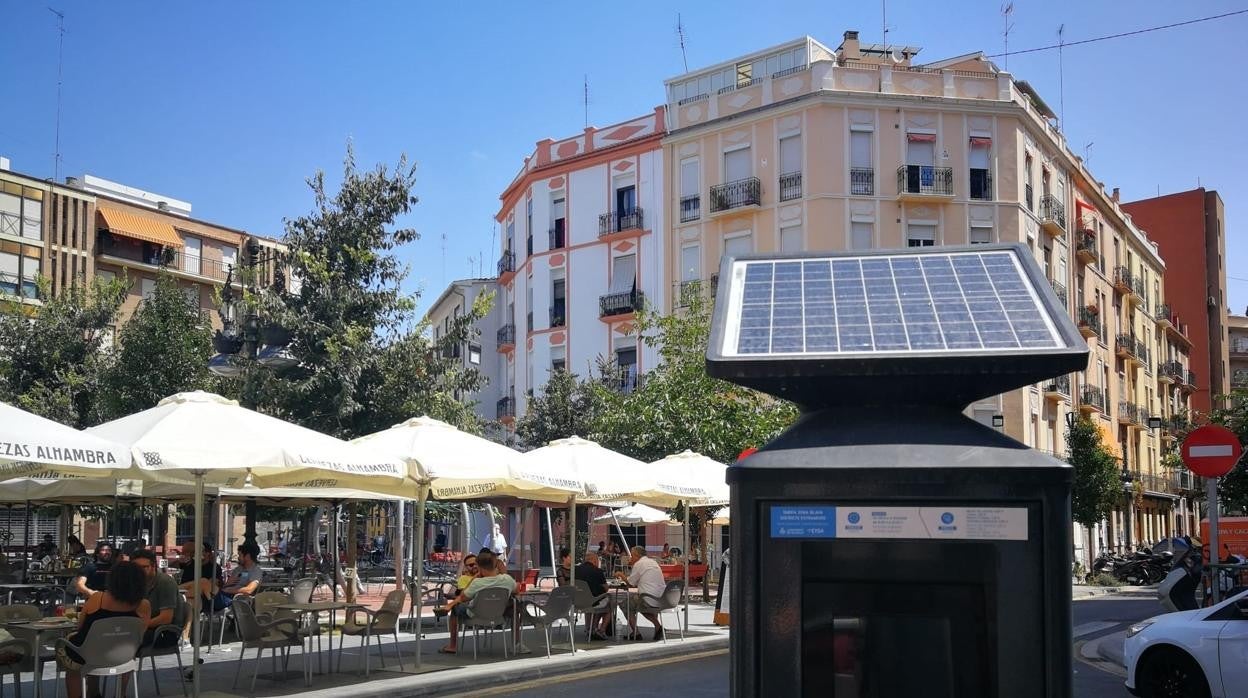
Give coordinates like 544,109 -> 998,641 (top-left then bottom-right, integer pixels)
906,132 -> 936,143
97,205 -> 183,248
969,137 -> 992,147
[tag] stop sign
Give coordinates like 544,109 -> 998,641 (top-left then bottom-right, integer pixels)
1181,425 -> 1243,477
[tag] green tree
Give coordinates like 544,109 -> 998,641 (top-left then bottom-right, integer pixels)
0,277 -> 126,426
515,367 -> 603,448
95,273 -> 216,421
1208,391 -> 1248,514
1066,415 -> 1122,561
250,146 -> 487,439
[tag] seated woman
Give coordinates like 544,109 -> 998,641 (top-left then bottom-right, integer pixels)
555,547 -> 572,586
58,561 -> 150,698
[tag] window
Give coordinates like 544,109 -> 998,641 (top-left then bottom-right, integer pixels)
969,223 -> 993,244
551,278 -> 566,327
616,345 -> 638,393
906,134 -> 936,166
680,159 -> 700,222
850,222 -> 873,250
610,254 -> 636,294
969,138 -> 991,200
680,244 -> 700,282
0,250 -> 18,296
221,245 -> 238,271
526,198 -> 533,247
21,196 -> 41,241
0,193 -> 20,238
779,223 -> 802,253
526,286 -> 534,332
906,223 -> 936,247
506,220 -> 515,254
724,147 -> 751,182
182,285 -> 199,307
1024,154 -> 1034,210
551,196 -> 565,249
615,185 -> 636,216
735,61 -> 753,88
183,236 -> 202,275
551,346 -> 566,373
850,130 -> 874,195
141,278 -> 156,300
779,135 -> 802,201
468,343 -> 481,365
724,233 -> 753,257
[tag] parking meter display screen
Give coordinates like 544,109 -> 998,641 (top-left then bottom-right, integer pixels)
721,249 -> 1062,357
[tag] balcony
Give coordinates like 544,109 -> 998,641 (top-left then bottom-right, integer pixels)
1232,369 -> 1248,389
1112,266 -> 1134,295
779,171 -> 802,202
1075,230 -> 1099,265
1165,320 -> 1192,349
497,250 -> 516,279
97,233 -> 236,284
1078,306 -> 1101,340
549,222 -> 566,250
1138,472 -> 1179,497
549,303 -> 566,328
709,178 -> 762,214
1159,360 -> 1183,383
1130,277 -> 1148,309
1155,302 -> 1173,329
1039,195 -> 1066,236
496,324 -> 515,352
1043,374 -> 1070,400
1116,333 -> 1142,364
599,289 -> 645,319
969,169 -> 993,201
1179,370 -> 1197,392
1079,385 -> 1106,414
850,167 -> 874,195
896,166 -> 954,200
680,195 -> 701,223
674,279 -> 711,307
1049,279 -> 1068,308
1231,339 -> 1248,358
608,365 -> 639,394
1024,183 -> 1034,211
599,207 -> 645,238
496,395 -> 515,421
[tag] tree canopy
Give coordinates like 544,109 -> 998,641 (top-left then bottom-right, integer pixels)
1066,415 -> 1123,529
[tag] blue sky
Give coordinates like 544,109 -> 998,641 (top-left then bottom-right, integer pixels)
2,1 -> 1244,316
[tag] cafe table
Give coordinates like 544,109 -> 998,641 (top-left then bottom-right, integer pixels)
0,584 -> 49,605
1,616 -> 77,698
275,601 -> 364,685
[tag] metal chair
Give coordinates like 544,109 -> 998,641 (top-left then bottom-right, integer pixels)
337,589 -> 406,676
459,587 -> 511,660
572,580 -> 613,640
250,591 -> 290,623
53,616 -> 146,698
230,597 -> 302,694
0,638 -> 28,697
136,596 -> 190,696
519,586 -> 578,657
0,604 -> 54,691
636,580 -> 685,642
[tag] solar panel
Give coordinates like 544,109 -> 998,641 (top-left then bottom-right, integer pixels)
722,249 -> 1063,358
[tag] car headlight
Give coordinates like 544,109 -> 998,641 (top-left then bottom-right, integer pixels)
1127,620 -> 1155,638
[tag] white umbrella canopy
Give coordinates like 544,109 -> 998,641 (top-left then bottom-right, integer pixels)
217,485 -> 404,506
86,391 -> 405,490
0,475 -> 205,504
593,503 -> 678,525
512,436 -> 654,503
635,450 -> 730,508
0,402 -> 132,479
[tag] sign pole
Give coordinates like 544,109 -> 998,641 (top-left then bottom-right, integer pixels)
1209,476 -> 1221,604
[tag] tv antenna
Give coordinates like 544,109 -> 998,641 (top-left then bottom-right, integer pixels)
882,0 -> 889,51
676,14 -> 689,72
1001,3 -> 1015,69
1057,24 -> 1066,128
583,74 -> 589,128
1083,141 -> 1094,167
49,7 -> 66,182
441,232 -> 447,287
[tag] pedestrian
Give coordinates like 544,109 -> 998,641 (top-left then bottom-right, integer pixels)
483,524 -> 508,566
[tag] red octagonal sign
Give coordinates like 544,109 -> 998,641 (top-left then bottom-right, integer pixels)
1181,425 -> 1243,478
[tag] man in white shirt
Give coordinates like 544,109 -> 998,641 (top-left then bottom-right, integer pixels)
483,524 -> 508,566
615,545 -> 667,641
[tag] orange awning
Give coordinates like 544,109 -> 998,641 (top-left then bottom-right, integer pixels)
97,206 -> 183,248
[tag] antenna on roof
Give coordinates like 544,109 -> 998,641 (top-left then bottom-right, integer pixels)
1001,3 -> 1014,70
676,14 -> 689,72
882,0 -> 888,52
1083,141 -> 1094,168
49,7 -> 66,182
441,232 -> 447,287
583,74 -> 589,129
1057,24 -> 1066,128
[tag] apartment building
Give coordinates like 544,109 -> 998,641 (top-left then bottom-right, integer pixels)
493,109 -> 667,435
660,32 -> 1194,553
1231,314 -> 1248,391
423,277 -> 508,441
1121,189 -> 1230,415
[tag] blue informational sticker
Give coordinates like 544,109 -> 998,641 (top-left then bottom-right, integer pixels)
770,505 -> 837,538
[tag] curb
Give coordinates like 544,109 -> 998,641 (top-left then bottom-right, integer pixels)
296,633 -> 730,698
1094,630 -> 1128,667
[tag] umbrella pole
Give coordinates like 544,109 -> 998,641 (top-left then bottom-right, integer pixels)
545,507 -> 556,582
608,509 -> 628,553
22,499 -> 30,582
191,473 -> 205,698
568,495 -> 577,590
683,504 -> 690,632
394,500 -> 404,594
414,485 -> 427,668
332,503 -> 340,603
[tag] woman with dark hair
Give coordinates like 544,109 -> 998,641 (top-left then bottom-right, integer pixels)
58,560 -> 150,698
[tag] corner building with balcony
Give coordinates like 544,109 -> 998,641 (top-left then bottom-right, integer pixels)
494,110 -> 666,430
660,32 -> 1193,559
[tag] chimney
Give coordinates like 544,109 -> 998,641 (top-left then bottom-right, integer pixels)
1112,187 -> 1120,202
157,201 -> 170,212
838,30 -> 861,61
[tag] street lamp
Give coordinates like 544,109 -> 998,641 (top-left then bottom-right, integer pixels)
208,237 -> 294,548
991,414 -> 1005,429
1147,416 -> 1162,431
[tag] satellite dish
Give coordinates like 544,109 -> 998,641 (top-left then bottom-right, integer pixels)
891,49 -> 905,64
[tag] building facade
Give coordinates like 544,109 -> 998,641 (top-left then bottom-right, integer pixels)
1121,189 -> 1230,416
423,277 -> 508,440
1230,314 -> 1248,391
493,109 -> 667,437
660,32 -> 1195,555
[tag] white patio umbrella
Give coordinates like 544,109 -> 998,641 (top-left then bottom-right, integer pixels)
0,475 -> 203,504
592,503 -> 677,525
0,402 -> 131,478
514,436 -> 654,592
87,391 -> 404,697
354,416 -> 580,667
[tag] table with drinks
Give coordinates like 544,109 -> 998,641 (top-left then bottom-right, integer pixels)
1,610 -> 79,698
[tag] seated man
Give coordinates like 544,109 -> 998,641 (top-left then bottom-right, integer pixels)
576,551 -> 616,640
177,541 -> 224,617
220,542 -> 262,602
438,549 -> 516,654
132,549 -> 180,649
73,542 -> 115,598
615,545 -> 666,641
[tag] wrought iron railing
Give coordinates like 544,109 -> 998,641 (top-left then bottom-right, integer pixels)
549,222 -> 566,250
599,289 -> 645,317
1233,369 -> 1248,388
680,195 -> 701,222
1116,333 -> 1139,358
549,303 -> 566,328
0,212 -> 41,240
497,250 -> 515,276
496,324 -> 515,349
1185,370 -> 1197,388
1078,306 -> 1101,339
599,208 -> 644,236
496,396 -> 515,419
709,178 -> 762,212
850,167 -> 874,195
1161,361 -> 1184,380
1044,374 -> 1070,395
1039,195 -> 1066,230
779,172 -> 802,201
1138,472 -> 1179,495
1156,302 -> 1172,323
1080,385 -> 1106,411
1113,266 -> 1134,292
1117,401 -> 1139,424
896,165 -> 953,196
1076,231 -> 1098,260
969,169 -> 993,201
1049,279 -> 1067,307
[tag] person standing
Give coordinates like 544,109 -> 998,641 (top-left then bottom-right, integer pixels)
483,524 -> 508,567
615,546 -> 666,641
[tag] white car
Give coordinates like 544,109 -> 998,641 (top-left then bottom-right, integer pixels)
1124,589 -> 1248,698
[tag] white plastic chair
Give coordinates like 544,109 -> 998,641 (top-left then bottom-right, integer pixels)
53,616 -> 145,698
